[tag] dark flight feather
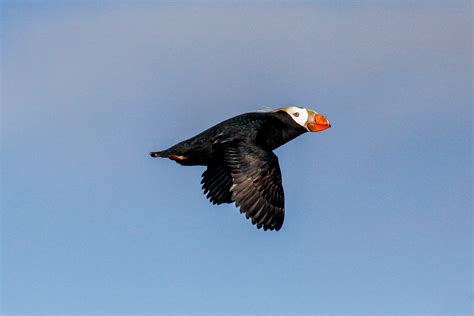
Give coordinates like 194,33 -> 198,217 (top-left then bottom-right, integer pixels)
220,141 -> 285,231
201,164 -> 233,204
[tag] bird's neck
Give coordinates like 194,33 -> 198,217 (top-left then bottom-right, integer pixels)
258,112 -> 307,150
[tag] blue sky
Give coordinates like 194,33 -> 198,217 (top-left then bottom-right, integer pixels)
1,1 -> 471,315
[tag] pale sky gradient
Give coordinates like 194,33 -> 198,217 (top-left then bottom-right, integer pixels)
1,1 -> 472,315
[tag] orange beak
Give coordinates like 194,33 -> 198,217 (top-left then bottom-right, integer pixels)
306,112 -> 331,132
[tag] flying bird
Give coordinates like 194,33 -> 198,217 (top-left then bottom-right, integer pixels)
150,106 -> 331,231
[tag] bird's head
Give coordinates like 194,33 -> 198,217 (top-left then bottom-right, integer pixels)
278,106 -> 331,132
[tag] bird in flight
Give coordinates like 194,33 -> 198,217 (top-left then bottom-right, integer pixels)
150,106 -> 331,231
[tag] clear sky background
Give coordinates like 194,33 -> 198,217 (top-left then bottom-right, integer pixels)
1,1 -> 471,315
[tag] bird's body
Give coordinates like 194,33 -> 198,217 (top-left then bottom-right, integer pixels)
152,111 -> 306,166
151,106 -> 331,231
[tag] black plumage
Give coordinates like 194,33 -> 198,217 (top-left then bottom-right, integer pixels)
150,107 -> 331,231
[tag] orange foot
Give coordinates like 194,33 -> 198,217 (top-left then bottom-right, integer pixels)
168,155 -> 188,162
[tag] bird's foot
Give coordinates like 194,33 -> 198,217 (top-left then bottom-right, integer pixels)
167,155 -> 188,162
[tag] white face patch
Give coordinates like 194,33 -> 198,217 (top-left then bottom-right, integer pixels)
284,106 -> 309,128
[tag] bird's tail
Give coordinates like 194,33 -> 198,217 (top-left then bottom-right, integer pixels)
150,151 -> 166,158
150,150 -> 190,164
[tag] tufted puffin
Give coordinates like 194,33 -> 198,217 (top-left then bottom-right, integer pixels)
150,106 -> 331,231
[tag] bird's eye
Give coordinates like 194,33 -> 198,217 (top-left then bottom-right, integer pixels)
293,112 -> 300,117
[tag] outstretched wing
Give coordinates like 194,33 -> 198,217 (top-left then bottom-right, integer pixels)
222,142 -> 285,231
201,164 -> 233,205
